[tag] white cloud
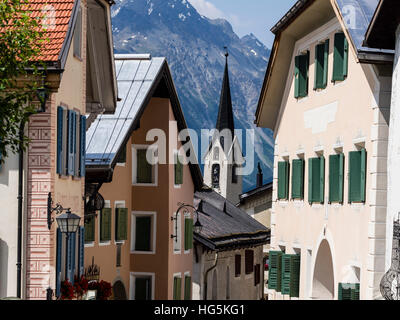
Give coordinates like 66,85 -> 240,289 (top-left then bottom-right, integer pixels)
188,0 -> 224,19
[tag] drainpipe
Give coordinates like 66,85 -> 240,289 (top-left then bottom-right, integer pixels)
16,120 -> 25,298
203,252 -> 218,300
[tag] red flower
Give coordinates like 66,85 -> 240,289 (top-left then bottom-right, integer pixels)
61,279 -> 74,300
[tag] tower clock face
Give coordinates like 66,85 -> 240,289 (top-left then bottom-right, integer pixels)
212,164 -> 220,188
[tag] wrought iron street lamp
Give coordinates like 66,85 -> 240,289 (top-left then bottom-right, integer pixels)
56,210 -> 81,235
171,202 -> 203,241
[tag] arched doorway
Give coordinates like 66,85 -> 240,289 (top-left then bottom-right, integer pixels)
312,240 -> 334,299
113,280 -> 127,300
212,270 -> 218,300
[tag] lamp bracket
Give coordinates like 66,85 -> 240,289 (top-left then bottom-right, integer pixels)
47,192 -> 72,230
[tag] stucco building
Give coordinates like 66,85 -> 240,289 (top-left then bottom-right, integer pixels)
84,54 -> 203,300
0,0 -> 117,299
364,0 -> 400,276
256,0 -> 394,300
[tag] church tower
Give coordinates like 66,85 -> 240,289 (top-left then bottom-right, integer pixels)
204,50 -> 243,204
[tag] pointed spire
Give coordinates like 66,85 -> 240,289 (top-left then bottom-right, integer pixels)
215,47 -> 235,137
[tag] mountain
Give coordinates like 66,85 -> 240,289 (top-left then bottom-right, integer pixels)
111,0 -> 274,191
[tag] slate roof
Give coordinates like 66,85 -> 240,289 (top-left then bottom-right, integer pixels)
239,182 -> 273,205
86,54 -> 204,189
194,188 -> 270,251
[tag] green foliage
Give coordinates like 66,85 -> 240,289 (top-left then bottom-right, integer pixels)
0,0 -> 47,163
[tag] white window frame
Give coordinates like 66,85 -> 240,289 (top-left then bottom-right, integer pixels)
114,200 -> 126,245
132,144 -> 158,187
130,272 -> 155,300
131,211 -> 157,254
99,200 -> 111,246
173,212 -> 182,254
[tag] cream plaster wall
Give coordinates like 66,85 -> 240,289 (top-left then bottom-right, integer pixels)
270,18 -> 390,300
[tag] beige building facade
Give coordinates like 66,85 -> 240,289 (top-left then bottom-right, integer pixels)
256,0 -> 394,300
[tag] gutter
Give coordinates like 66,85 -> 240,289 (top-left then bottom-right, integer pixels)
203,252 -> 218,300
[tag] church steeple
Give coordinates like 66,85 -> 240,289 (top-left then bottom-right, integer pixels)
215,49 -> 235,137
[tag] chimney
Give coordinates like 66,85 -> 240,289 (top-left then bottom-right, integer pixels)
257,162 -> 263,188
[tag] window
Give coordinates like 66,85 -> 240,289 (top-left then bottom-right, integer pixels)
338,283 -> 360,300
281,254 -> 301,297
294,51 -> 309,98
184,216 -> 193,251
232,164 -> 238,184
115,208 -> 128,241
84,216 -> 95,243
116,243 -> 122,267
235,255 -> 241,277
348,149 -> 366,203
329,153 -> 344,203
277,161 -> 289,200
212,164 -> 220,188
57,107 -> 86,177
117,143 -> 127,164
100,208 -> 112,242
175,153 -> 183,186
173,275 -> 182,300
73,7 -> 82,59
245,250 -> 254,275
291,159 -> 304,200
332,32 -> 349,82
314,40 -> 329,90
213,147 -> 219,161
268,251 -> 283,291
131,212 -> 156,253
134,276 -> 153,300
308,156 -> 325,204
173,212 -> 181,253
254,264 -> 261,286
132,146 -> 157,185
184,274 -> 191,300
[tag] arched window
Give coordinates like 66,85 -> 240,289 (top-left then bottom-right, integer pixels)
212,164 -> 220,188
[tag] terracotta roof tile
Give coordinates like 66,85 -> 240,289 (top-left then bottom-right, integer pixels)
25,0 -> 76,62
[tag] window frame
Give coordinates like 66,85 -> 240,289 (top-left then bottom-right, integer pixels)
131,211 -> 157,254
132,145 -> 158,187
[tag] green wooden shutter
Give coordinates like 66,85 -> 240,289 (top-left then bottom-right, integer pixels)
289,254 -> 301,298
323,39 -> 329,87
174,277 -> 182,300
100,208 -> 111,242
184,276 -> 191,300
360,148 -> 366,203
84,217 -> 95,242
278,161 -> 289,200
333,33 -> 348,81
338,283 -> 353,300
292,159 -> 304,199
314,40 -> 329,89
116,208 -> 128,241
310,158 -> 321,203
298,51 -> 309,98
268,251 -> 283,292
281,254 -> 292,295
319,156 -> 325,203
329,154 -> 344,203
184,218 -> 193,250
294,56 -> 300,98
137,149 -> 152,183
351,283 -> 360,300
349,150 -> 366,203
175,154 -> 183,185
135,216 -> 151,251
308,158 -> 313,203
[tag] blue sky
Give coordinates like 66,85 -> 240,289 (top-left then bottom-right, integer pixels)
188,0 -> 297,47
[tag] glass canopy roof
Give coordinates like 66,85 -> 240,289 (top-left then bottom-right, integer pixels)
86,55 -> 165,167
